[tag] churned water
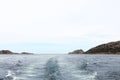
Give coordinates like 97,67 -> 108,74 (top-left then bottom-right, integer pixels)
0,54 -> 120,80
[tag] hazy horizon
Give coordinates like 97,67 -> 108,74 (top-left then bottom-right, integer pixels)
0,0 -> 120,54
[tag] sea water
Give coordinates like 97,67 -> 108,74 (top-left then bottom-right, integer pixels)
0,54 -> 120,80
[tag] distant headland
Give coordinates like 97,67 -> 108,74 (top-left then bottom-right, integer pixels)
0,50 -> 33,55
69,41 -> 120,54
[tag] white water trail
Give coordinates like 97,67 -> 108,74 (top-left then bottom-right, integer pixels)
4,70 -> 16,80
3,55 -> 97,80
58,57 -> 97,80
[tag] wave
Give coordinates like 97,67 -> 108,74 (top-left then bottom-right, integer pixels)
0,55 -> 98,80
96,71 -> 120,80
44,58 -> 63,80
0,70 -> 17,80
59,57 -> 97,80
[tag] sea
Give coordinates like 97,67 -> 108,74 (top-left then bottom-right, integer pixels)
0,54 -> 120,80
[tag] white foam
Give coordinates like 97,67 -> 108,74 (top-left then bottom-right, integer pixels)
58,57 -> 97,80
5,70 -> 16,80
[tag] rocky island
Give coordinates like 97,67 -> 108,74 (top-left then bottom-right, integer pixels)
86,41 -> 120,54
0,50 -> 33,55
69,41 -> 120,54
69,49 -> 84,54
0,50 -> 16,54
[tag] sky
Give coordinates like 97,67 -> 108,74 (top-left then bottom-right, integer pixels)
0,0 -> 120,54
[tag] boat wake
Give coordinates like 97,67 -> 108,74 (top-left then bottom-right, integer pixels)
58,57 -> 97,80
0,55 -> 98,80
44,58 -> 63,80
0,70 -> 16,80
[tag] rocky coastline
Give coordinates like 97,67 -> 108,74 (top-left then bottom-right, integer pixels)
0,50 -> 33,55
69,41 -> 120,54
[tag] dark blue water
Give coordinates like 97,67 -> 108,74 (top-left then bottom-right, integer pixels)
0,54 -> 120,80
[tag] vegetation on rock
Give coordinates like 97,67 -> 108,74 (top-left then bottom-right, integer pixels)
85,41 -> 120,54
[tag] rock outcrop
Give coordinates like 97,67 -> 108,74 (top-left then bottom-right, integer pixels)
85,41 -> 120,54
0,50 -> 15,54
69,49 -> 84,54
69,41 -> 120,54
0,50 -> 33,55
21,52 -> 33,55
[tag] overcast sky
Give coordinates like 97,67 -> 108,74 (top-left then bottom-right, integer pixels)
0,0 -> 120,54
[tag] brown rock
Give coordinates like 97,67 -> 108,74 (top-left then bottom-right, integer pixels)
85,41 -> 120,54
0,50 -> 14,54
21,52 -> 33,55
69,49 -> 84,54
